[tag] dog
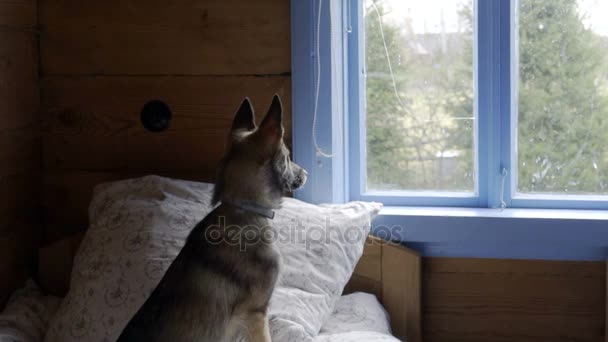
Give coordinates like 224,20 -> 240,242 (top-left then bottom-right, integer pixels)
117,94 -> 307,342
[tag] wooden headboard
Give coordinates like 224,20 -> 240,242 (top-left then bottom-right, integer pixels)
344,236 -> 422,342
37,233 -> 421,342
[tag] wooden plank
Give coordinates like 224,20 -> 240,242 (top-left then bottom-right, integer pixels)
0,225 -> 36,308
344,236 -> 383,300
39,0 -> 290,75
42,76 -> 291,172
0,0 -> 36,27
382,242 -> 422,342
353,238 -> 382,281
0,0 -> 38,310
38,231 -> 85,296
423,257 -> 605,342
0,173 -> 39,227
0,31 -> 39,130
343,274 -> 382,300
42,171 -> 216,242
0,125 -> 40,177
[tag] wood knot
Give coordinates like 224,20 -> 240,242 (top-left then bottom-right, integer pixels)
200,9 -> 209,28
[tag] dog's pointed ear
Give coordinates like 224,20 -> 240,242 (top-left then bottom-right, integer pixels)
231,97 -> 256,132
258,94 -> 284,144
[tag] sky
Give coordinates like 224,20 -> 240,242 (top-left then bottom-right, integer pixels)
371,0 -> 608,37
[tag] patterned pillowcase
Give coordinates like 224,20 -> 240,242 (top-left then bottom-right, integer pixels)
319,292 -> 392,336
44,175 -> 381,342
45,176 -> 213,342
268,201 -> 382,341
0,279 -> 61,342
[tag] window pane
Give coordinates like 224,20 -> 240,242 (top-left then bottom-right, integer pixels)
364,0 -> 475,192
516,0 -> 608,195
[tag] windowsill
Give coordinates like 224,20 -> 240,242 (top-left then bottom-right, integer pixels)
371,206 -> 608,261
380,206 -> 608,221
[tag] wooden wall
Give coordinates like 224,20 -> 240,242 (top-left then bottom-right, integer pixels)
423,258 -> 606,342
38,0 -> 291,241
0,0 -> 40,304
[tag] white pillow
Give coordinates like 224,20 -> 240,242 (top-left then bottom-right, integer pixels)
314,331 -> 401,342
0,279 -> 61,342
319,292 -> 392,336
269,200 -> 381,340
44,176 -> 381,342
45,176 -> 213,342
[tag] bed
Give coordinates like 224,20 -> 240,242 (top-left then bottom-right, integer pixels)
34,233 -> 421,341
1,176 -> 421,342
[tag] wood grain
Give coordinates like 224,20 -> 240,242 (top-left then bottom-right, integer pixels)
42,76 -> 291,172
383,241 -> 422,342
0,173 -> 38,219
39,0 -> 290,75
344,237 -> 383,300
423,257 -> 606,342
0,234 -> 34,306
0,31 -> 38,130
0,125 -> 39,177
0,0 -> 39,307
0,173 -> 39,305
0,0 -> 36,27
38,231 -> 84,296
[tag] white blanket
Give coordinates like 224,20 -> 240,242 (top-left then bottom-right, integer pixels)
315,292 -> 402,342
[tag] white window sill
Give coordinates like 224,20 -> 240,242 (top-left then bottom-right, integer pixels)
380,206 -> 608,221
372,206 -> 608,261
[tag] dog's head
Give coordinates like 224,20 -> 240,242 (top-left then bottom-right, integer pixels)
212,95 -> 307,206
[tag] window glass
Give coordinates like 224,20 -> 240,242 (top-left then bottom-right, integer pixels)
516,0 -> 608,195
365,0 -> 475,192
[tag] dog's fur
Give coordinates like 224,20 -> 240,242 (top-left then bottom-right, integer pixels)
117,95 -> 307,342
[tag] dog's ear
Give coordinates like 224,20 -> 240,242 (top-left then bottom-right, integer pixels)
231,97 -> 256,132
258,94 -> 284,144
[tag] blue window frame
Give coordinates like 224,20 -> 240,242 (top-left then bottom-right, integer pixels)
291,0 -> 608,261
293,0 -> 608,210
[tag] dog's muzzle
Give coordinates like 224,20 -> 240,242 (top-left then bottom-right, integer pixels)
290,169 -> 307,190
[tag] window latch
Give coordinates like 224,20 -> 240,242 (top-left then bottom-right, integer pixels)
499,167 -> 508,210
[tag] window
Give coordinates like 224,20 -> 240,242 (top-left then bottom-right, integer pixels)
364,0 -> 475,194
291,0 -> 608,260
515,0 -> 608,197
348,0 -> 608,209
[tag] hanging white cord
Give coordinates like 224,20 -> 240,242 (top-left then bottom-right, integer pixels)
312,0 -> 403,158
330,0 -> 344,158
312,0 -> 345,158
369,0 -> 407,111
312,0 -> 333,158
369,1 -> 472,122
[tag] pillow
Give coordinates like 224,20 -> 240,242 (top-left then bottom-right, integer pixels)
314,331 -> 401,342
45,176 -> 213,342
44,175 -> 381,342
319,292 -> 392,336
272,292 -> 393,342
268,200 -> 381,340
0,279 -> 61,342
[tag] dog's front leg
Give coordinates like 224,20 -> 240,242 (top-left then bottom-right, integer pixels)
244,312 -> 271,342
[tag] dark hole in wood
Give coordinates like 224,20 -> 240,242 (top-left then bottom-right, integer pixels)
141,100 -> 172,132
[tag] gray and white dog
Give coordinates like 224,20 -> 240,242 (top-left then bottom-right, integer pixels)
117,95 -> 307,342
